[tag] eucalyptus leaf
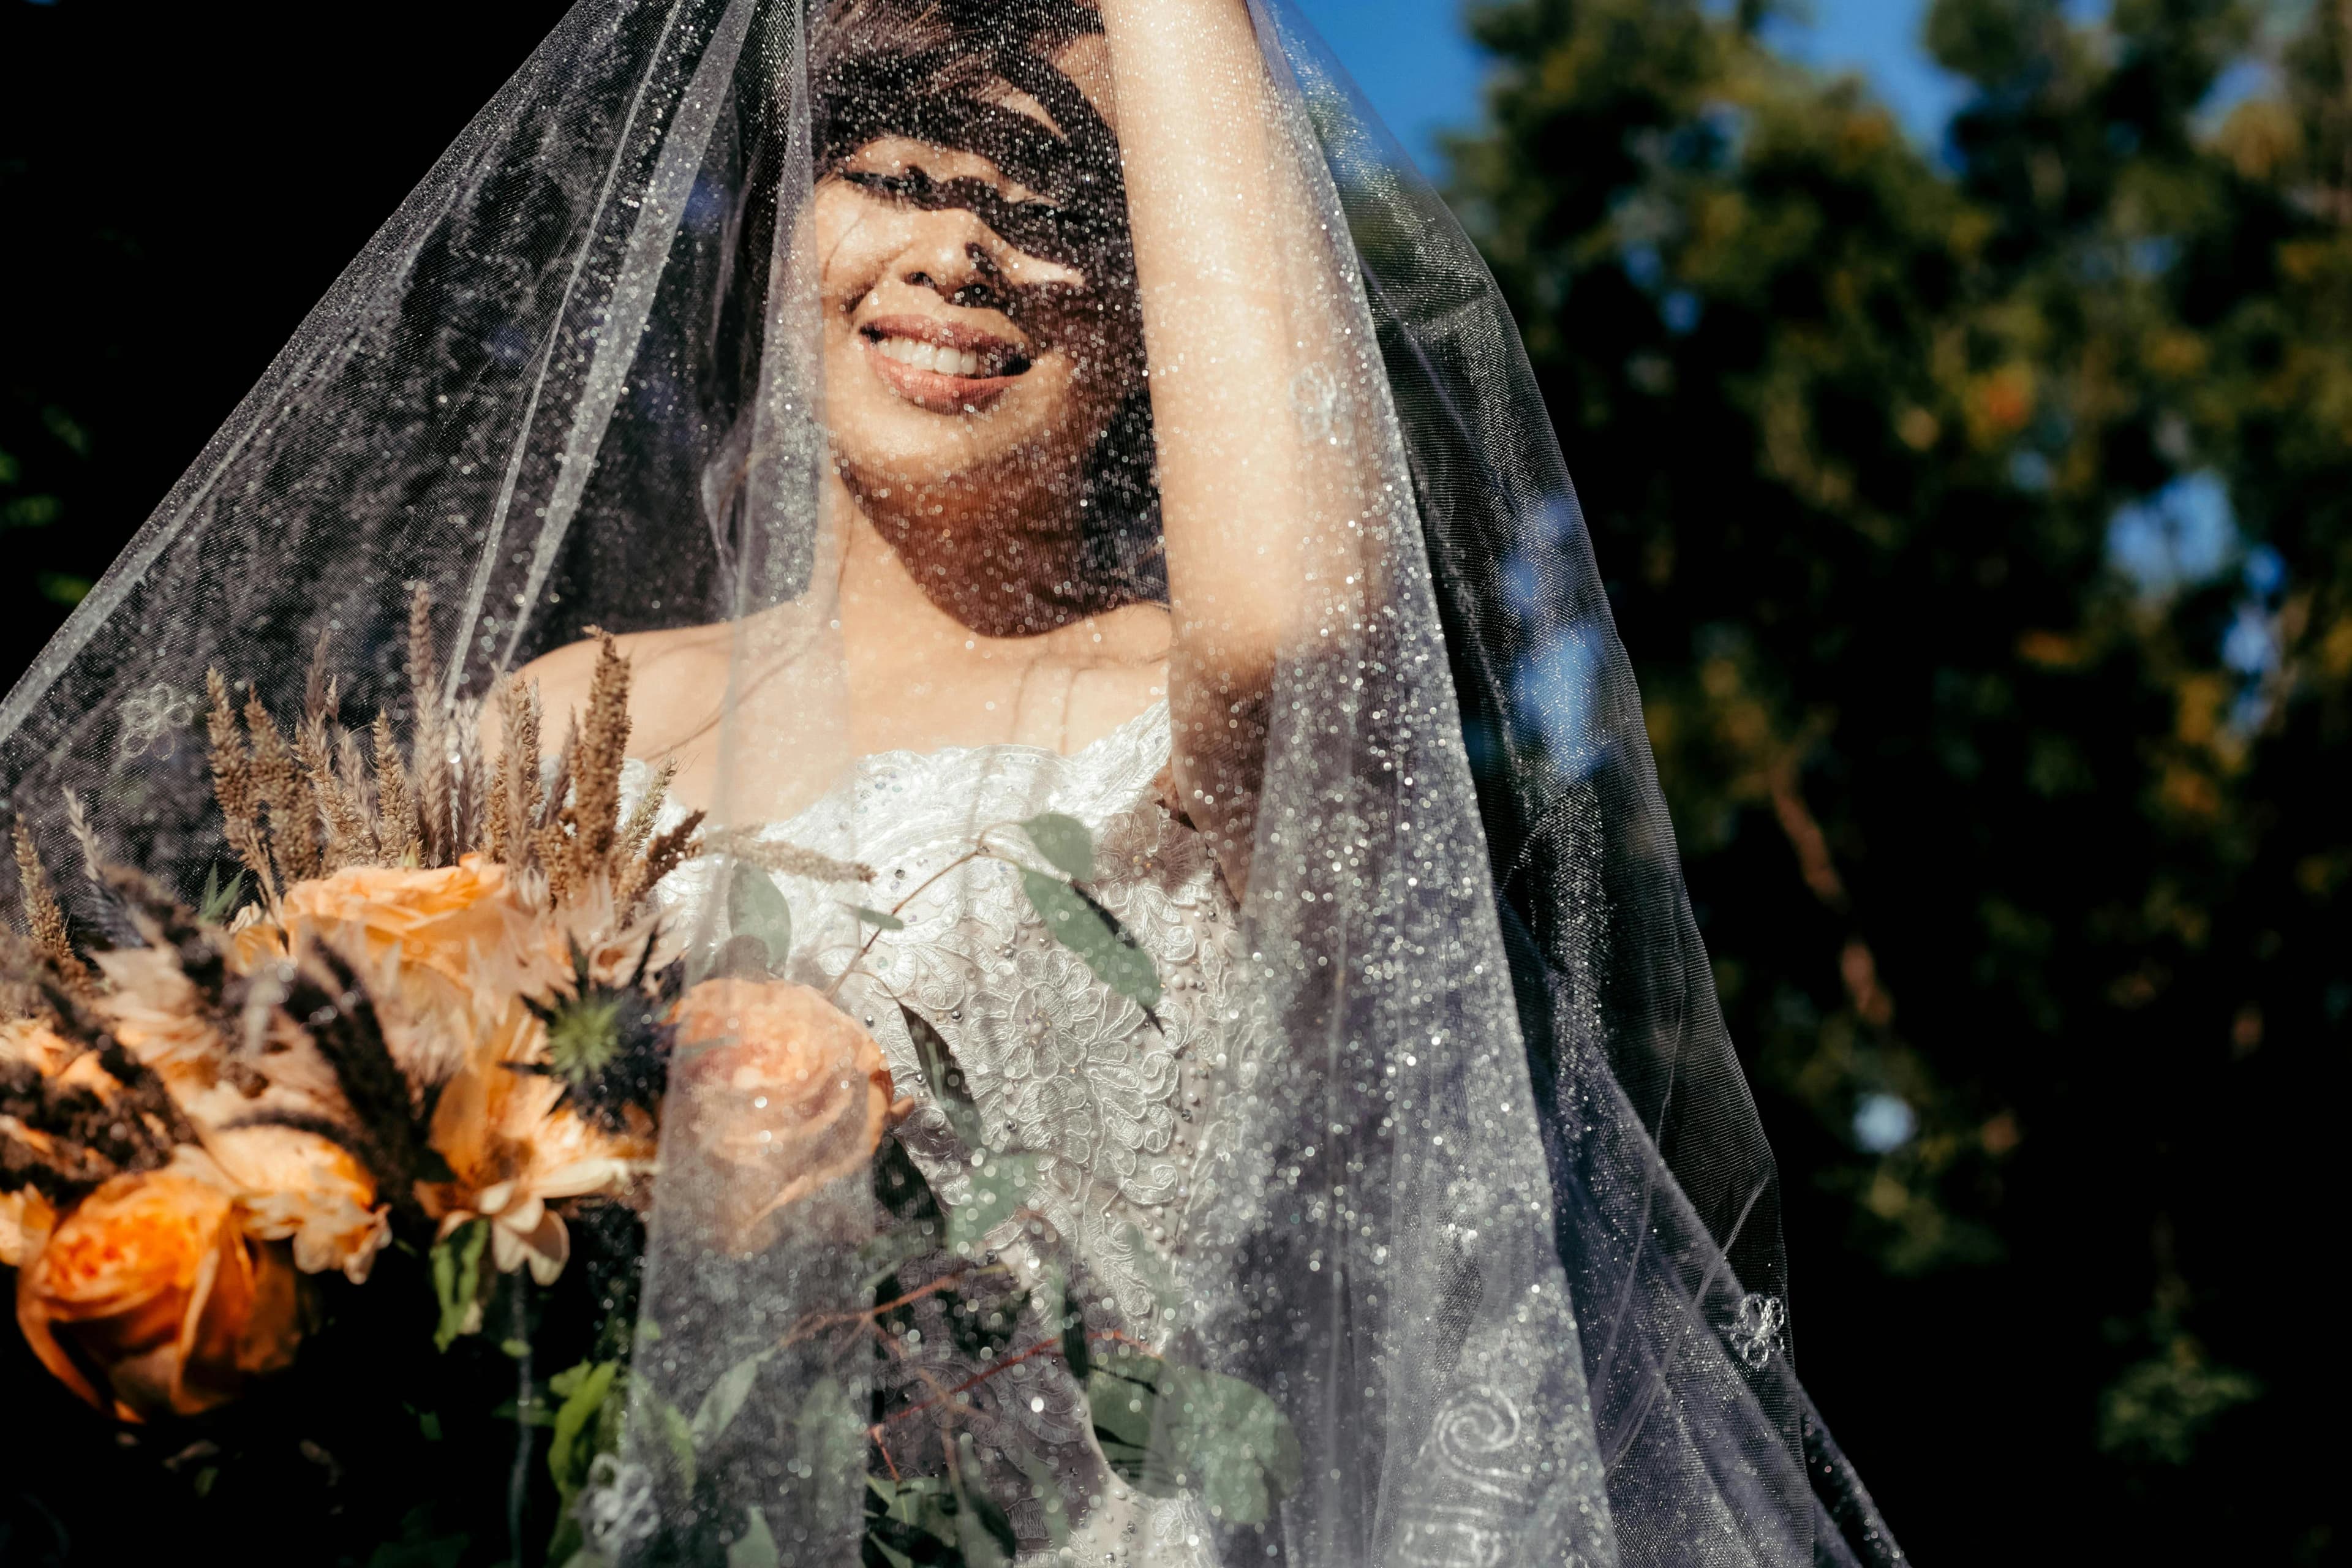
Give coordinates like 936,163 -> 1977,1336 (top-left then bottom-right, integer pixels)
429,1219 -> 489,1352
848,904 -> 905,931
692,1347 -> 775,1449
727,1506 -> 780,1568
949,1449 -> 1019,1568
865,1475 -> 960,1564
796,1374 -> 868,1479
1060,1286 -> 1091,1382
1085,1357 -> 1304,1526
658,1400 -> 696,1494
1011,1448 -> 1075,1548
867,1474 -> 955,1536
701,933 -> 775,984
546,1359 -> 624,1564
944,1152 -> 1044,1255
901,1004 -> 987,1149
1087,1352 -> 1160,1458
726,861 -> 793,971
858,1224 -> 938,1293
1021,870 -> 1161,1012
1016,812 -> 1096,881
547,1359 -> 620,1498
874,1134 -> 940,1223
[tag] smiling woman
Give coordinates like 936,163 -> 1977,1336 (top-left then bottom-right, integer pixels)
0,0 -> 1899,1563
519,0 -> 1336,894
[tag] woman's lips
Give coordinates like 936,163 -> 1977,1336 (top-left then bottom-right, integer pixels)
859,315 -> 1030,415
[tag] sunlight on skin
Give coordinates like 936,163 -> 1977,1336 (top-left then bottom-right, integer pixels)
515,0 -> 1349,897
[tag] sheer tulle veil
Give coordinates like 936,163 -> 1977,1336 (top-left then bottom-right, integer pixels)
0,1 -> 1904,1564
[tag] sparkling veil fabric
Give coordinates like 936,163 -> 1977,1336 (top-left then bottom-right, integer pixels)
0,2 -> 1903,1564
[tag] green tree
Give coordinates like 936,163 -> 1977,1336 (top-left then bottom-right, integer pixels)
1449,0 -> 2345,1558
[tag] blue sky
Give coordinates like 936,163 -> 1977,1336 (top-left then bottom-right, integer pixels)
1286,0 -> 1974,175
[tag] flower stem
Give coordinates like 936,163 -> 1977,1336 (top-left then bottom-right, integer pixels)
822,845 -> 990,1001
508,1280 -> 532,1565
880,1337 -> 1065,1428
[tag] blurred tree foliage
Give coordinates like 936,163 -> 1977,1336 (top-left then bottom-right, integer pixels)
1449,0 -> 2345,1558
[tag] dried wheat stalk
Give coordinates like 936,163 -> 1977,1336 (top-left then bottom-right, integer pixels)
451,706 -> 489,861
60,790 -> 105,892
568,629 -> 632,888
337,726 -> 384,863
11,820 -> 90,989
622,809 -> 707,916
206,670 -> 278,901
535,715 -> 579,902
491,674 -> 544,867
699,826 -> 875,886
299,685 -> 375,871
244,690 -> 320,883
408,585 -> 453,867
484,744 -> 513,864
372,712 -> 420,865
614,755 -> 676,870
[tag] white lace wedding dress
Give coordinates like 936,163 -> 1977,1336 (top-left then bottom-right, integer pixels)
633,699 -> 1267,1563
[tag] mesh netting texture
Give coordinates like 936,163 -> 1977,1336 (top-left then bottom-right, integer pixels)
0,2 -> 1903,1565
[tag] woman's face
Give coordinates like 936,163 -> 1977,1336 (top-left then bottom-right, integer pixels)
813,42 -> 1137,537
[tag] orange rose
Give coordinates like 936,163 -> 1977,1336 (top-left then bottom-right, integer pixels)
672,979 -> 895,1250
279,855 -> 533,991
273,854 -> 558,1081
17,1167 -> 300,1422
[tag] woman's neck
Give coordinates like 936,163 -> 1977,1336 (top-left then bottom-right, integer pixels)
835,461 -> 1131,638
827,471 -> 1170,755
834,481 -> 971,647
830,469 -> 1119,661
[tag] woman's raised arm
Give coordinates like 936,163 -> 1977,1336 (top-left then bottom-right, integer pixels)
1093,0 -> 1359,896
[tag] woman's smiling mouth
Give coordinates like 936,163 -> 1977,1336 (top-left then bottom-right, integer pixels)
861,315 -> 1031,413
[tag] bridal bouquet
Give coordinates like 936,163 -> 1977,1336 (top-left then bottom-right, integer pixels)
0,592 -> 1295,1567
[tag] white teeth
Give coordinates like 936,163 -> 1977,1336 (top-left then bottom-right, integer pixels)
873,336 -> 989,378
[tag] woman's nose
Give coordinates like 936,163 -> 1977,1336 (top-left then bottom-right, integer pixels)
896,209 -> 1004,305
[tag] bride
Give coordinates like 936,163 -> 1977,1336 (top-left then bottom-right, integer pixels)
0,0 -> 1906,1564
522,0 -> 1310,897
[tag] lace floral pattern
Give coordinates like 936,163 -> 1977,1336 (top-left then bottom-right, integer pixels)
634,703 -> 1264,1562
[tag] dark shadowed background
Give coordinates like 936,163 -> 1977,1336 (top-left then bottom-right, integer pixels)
3,0 -> 2343,1562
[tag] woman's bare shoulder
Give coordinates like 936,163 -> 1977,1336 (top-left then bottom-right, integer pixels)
509,622 -> 734,736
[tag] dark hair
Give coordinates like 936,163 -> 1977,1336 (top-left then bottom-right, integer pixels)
707,0 -> 1164,605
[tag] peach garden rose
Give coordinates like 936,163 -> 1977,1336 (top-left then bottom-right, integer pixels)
270,853 -> 560,1082
16,1164 -> 302,1422
671,978 -> 897,1251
